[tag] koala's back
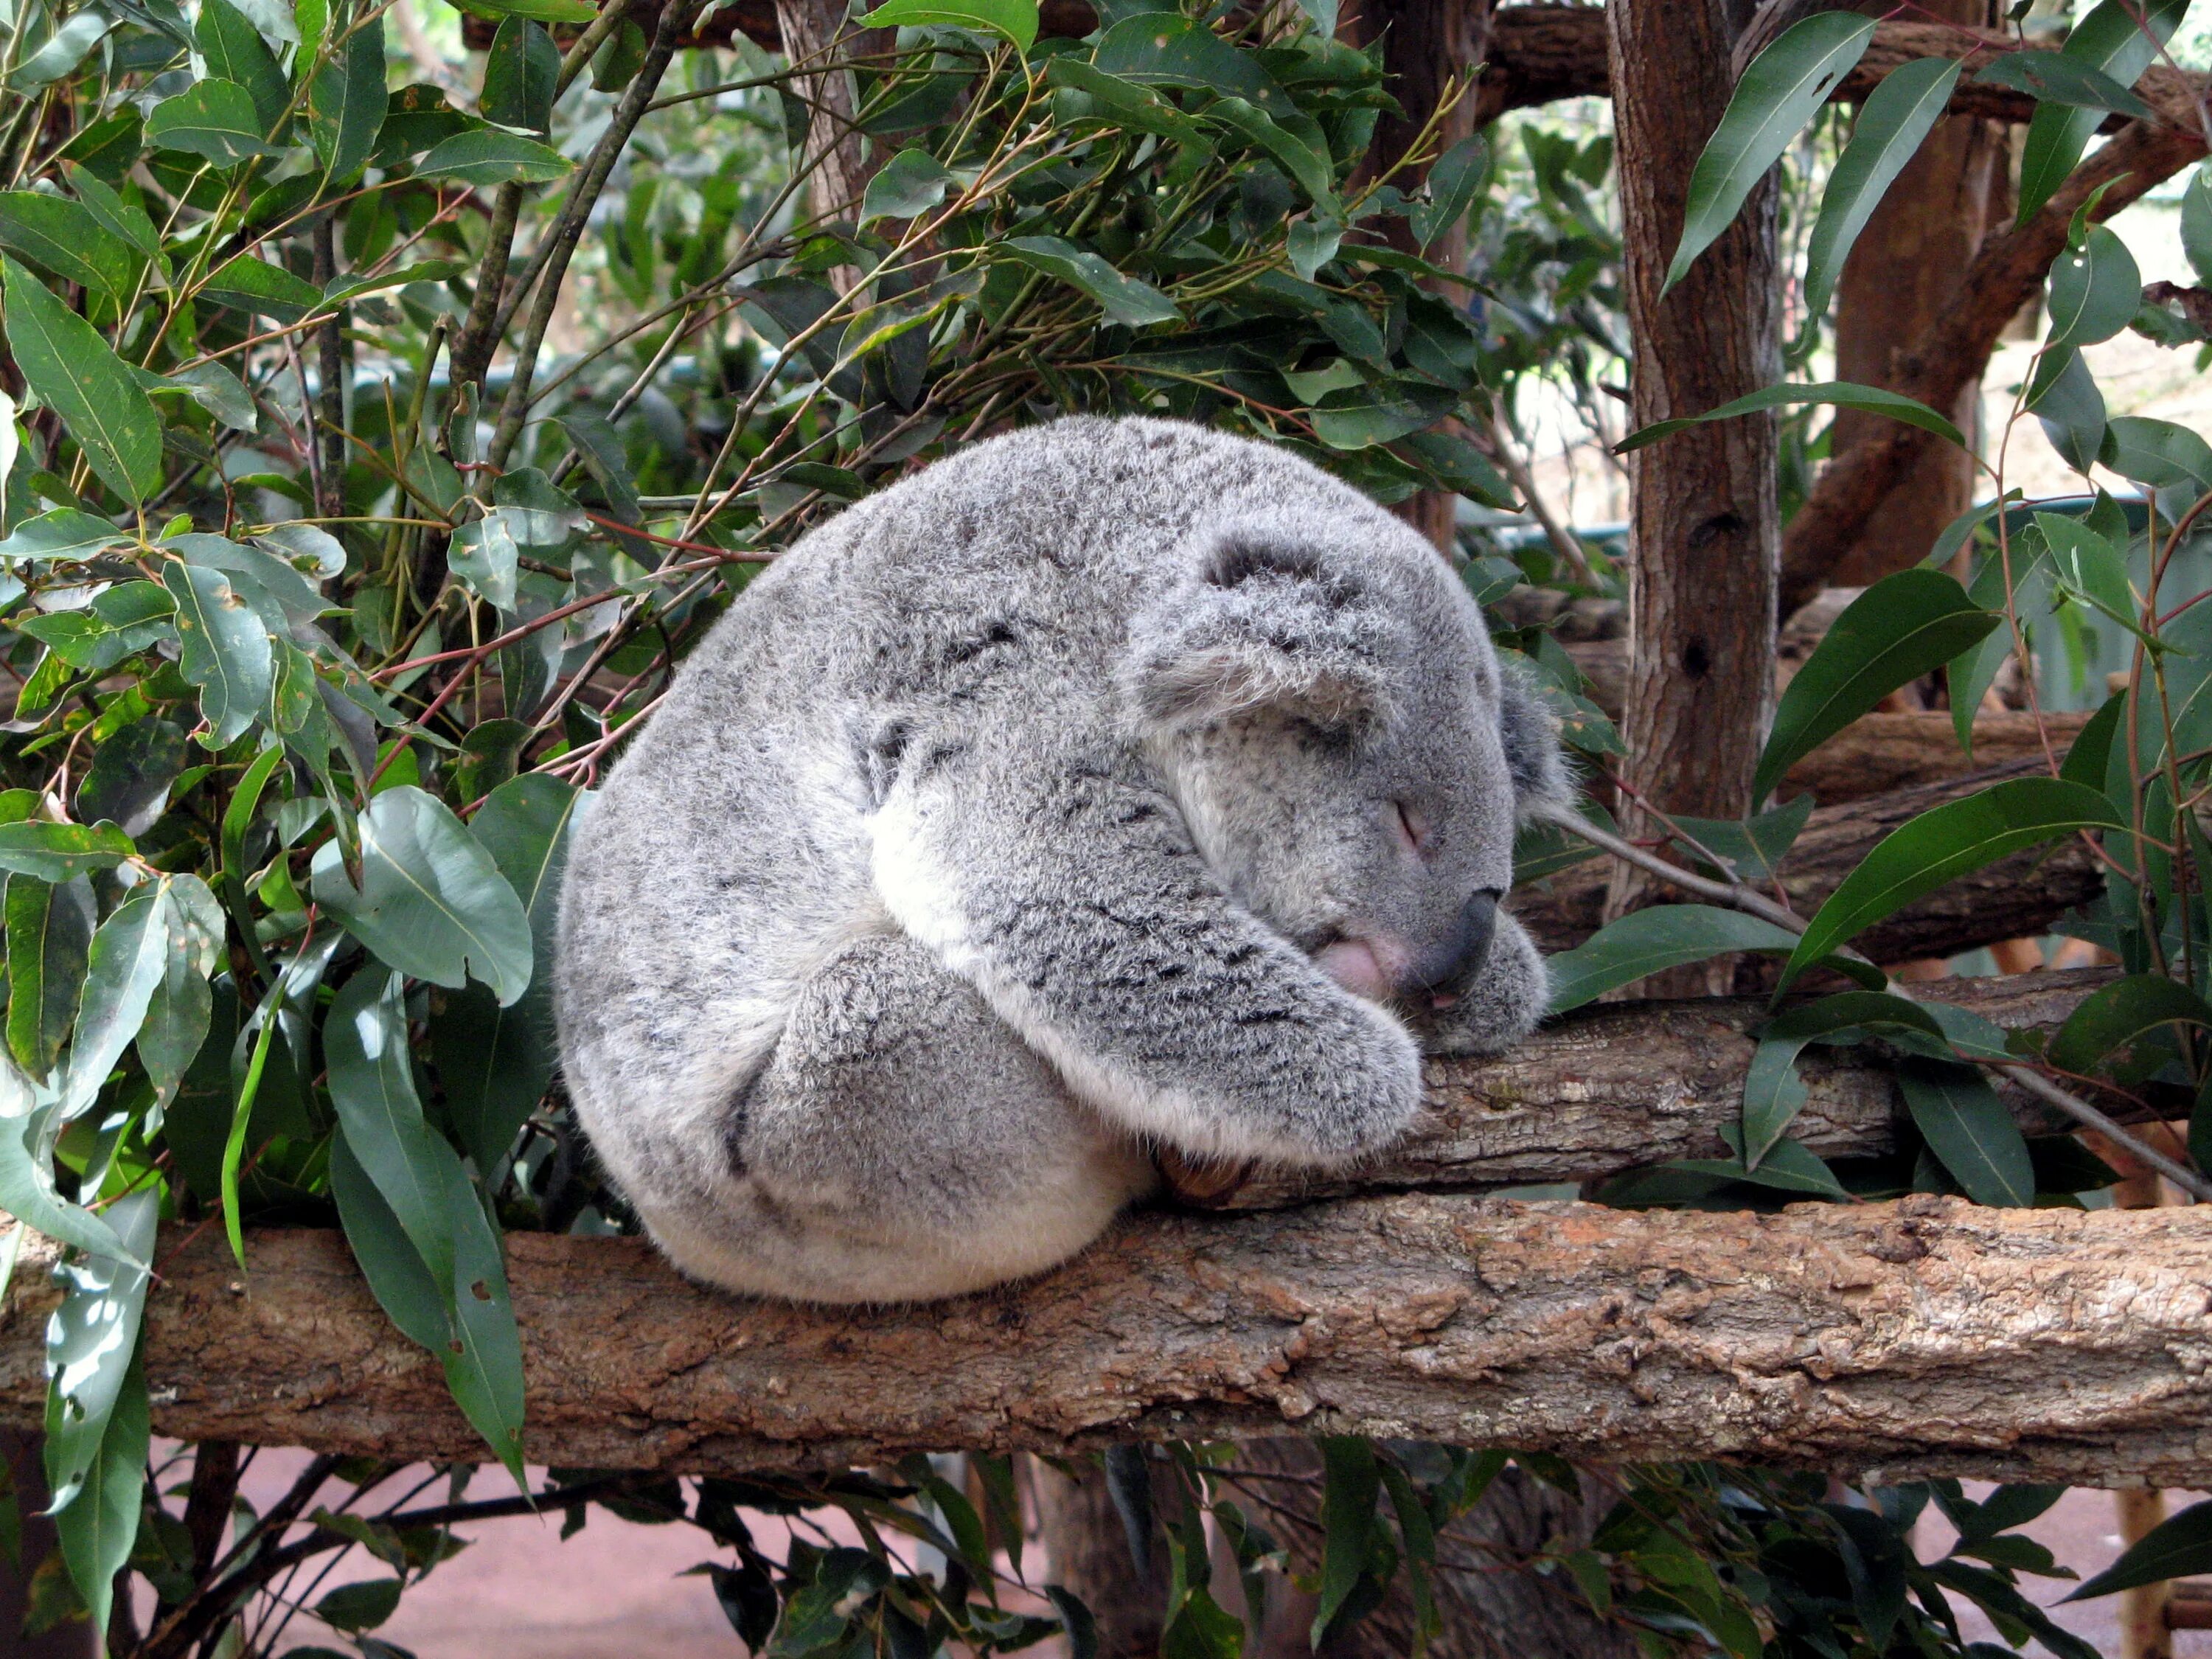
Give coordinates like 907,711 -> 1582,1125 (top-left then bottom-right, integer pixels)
554,417 -> 1394,1188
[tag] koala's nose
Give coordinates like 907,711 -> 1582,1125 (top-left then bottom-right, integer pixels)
1417,888 -> 1500,999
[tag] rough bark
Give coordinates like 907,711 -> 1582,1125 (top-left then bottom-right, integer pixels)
1826,1 -> 2006,586
1516,758 -> 2104,966
1778,114 -> 2208,617
1601,0 -> 1780,992
14,1190 -> 2212,1484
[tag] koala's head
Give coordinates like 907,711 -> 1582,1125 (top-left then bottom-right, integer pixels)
1121,512 -> 1566,1046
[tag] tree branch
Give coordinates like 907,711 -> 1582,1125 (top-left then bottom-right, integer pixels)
10,1179 -> 2212,1485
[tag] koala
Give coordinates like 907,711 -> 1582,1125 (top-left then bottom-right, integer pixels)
554,416 -> 1566,1305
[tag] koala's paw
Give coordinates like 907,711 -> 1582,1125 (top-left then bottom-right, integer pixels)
1276,992 -> 1424,1165
1414,912 -> 1550,1057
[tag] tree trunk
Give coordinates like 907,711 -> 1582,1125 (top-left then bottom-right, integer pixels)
15,1192 -> 2212,1484
773,0 -> 888,230
1825,1 -> 2007,588
1602,0 -> 1781,992
1032,1453 -> 1175,1659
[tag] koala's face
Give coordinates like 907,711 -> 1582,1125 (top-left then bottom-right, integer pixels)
1123,516 -> 1563,1032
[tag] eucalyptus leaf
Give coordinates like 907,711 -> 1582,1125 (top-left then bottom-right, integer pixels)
3,258 -> 161,504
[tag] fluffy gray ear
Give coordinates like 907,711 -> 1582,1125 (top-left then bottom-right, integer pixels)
1122,522 -> 1410,731
1498,661 -> 1572,821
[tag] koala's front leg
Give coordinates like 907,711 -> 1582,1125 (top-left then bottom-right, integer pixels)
872,741 -> 1422,1167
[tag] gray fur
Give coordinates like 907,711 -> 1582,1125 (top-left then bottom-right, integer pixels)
554,417 -> 1563,1304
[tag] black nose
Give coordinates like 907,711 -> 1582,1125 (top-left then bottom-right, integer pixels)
1417,888 -> 1500,995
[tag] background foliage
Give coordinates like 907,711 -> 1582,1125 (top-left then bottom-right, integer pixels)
1,0 -> 2211,1650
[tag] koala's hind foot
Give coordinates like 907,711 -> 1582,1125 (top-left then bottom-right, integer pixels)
657,933 -> 1157,1304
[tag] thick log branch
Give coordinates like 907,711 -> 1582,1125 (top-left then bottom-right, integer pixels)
10,1183 -> 2212,1485
1516,758 -> 2104,963
0,970 -> 2171,1486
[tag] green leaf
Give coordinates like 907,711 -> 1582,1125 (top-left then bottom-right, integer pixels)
449,514 -> 520,610
1617,380 -> 1964,455
1779,779 -> 2126,990
1309,382 -> 1455,450
7,12 -> 116,90
0,821 -> 134,883
858,0 -> 1038,48
860,149 -> 955,225
330,1130 -> 448,1348
2026,346 -> 2107,475
481,17 -> 558,133
1043,58 -> 1205,143
2,258 -> 162,504
0,507 -> 131,563
2105,415 -> 2212,495
1975,49 -> 2154,119
1742,991 -> 1945,1166
2049,973 -> 2212,1076
1545,904 -> 1801,1014
1899,1059 -> 2034,1206
1093,15 -> 1288,115
1669,1126 -> 1848,1198
438,1152 -> 527,1478
1002,235 -> 1180,327
1207,97 -> 1333,207
316,1577 -> 404,1632
0,1111 -> 135,1264
201,252 -> 324,322
161,562 -> 274,748
44,1188 -> 158,1513
415,127 -> 574,187
325,967 -> 458,1291
1662,13 -> 1875,296
1408,133 -> 1485,251
1801,56 -> 1962,324
5,875 -> 91,1079
2067,1497 -> 2212,1600
145,78 -> 285,165
2016,0 -> 2186,224
197,0 -> 291,134
1311,1437 -> 1378,1647
137,874 -> 220,1107
311,787 -> 534,1004
0,192 -> 141,317
61,884 -> 170,1115
2183,165 -> 2212,288
2039,510 -> 2143,641
311,13 -> 389,183
449,0 -> 593,21
2047,225 -> 2142,350
52,1343 -> 146,1640
1755,568 -> 1998,804
432,775 -> 581,1167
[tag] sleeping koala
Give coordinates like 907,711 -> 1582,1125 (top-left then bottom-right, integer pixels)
554,416 -> 1566,1304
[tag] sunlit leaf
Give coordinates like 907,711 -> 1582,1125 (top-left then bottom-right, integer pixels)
1617,380 -> 1964,455
1002,235 -> 1180,327
858,0 -> 1039,48
145,78 -> 285,165
415,127 -> 574,187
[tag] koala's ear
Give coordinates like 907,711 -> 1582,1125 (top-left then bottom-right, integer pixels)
1498,661 -> 1573,821
1122,525 -> 1409,731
